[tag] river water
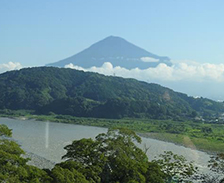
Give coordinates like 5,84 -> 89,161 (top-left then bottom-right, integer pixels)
0,117 -> 211,172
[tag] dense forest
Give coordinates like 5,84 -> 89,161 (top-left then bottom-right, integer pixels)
0,67 -> 223,120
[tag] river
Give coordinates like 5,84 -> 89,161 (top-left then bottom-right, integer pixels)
0,117 -> 211,172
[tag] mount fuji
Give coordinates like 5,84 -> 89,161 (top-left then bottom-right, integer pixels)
47,36 -> 172,69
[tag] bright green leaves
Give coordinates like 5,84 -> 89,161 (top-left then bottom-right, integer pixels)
63,138 -> 101,165
50,165 -> 90,183
0,140 -> 25,157
0,124 -> 12,137
51,161 -> 100,183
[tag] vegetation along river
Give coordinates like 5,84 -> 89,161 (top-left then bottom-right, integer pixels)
0,117 -> 211,172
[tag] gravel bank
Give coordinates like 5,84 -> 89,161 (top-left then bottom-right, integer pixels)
23,152 -> 56,169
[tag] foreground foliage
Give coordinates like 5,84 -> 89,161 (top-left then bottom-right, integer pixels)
59,128 -> 165,183
0,124 -> 52,183
1,123 -> 224,183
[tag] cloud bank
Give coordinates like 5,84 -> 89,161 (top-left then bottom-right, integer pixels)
0,62 -> 22,73
65,61 -> 224,83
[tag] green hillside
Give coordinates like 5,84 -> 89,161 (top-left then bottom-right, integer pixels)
0,67 -> 223,119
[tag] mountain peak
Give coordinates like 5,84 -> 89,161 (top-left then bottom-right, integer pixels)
105,35 -> 120,39
104,35 -> 124,40
48,36 -> 172,69
91,35 -> 129,47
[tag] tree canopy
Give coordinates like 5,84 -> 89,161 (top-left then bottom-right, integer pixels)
60,128 -> 165,183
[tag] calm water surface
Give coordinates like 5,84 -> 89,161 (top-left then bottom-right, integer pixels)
0,117 -> 211,172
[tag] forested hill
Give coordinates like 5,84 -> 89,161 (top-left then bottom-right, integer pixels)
0,67 -> 223,119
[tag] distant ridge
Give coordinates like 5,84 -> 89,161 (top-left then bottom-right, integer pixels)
47,36 -> 172,69
0,67 -> 223,119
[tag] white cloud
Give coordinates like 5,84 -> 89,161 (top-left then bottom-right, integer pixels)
141,57 -> 159,63
0,62 -> 22,74
65,61 -> 224,82
65,63 -> 85,71
172,62 -> 224,82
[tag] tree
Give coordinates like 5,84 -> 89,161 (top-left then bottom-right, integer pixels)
0,124 -> 12,136
145,162 -> 166,183
0,124 -> 52,183
50,163 -> 90,183
62,128 -> 165,183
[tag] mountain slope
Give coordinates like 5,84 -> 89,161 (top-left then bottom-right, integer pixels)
47,36 -> 172,69
0,67 -> 223,119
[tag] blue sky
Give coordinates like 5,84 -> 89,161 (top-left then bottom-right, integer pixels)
1,0 -> 224,66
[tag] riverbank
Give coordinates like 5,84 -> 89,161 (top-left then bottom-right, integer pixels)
1,113 -> 224,154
